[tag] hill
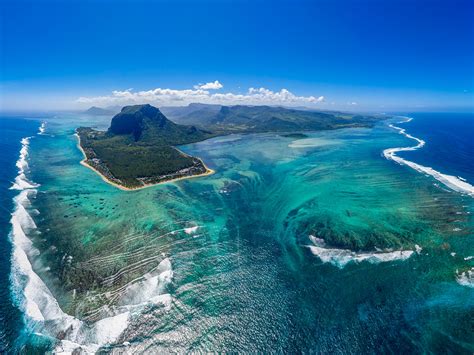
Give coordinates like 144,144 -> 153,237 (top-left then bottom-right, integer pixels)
160,103 -> 222,123
83,106 -> 117,116
161,103 -> 381,133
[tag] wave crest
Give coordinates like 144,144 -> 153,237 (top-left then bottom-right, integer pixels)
307,235 -> 416,268
383,117 -> 474,197
456,268 -> 474,288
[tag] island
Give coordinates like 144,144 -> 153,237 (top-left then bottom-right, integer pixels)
77,103 -> 383,190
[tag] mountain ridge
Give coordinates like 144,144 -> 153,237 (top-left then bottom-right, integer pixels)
161,103 -> 382,133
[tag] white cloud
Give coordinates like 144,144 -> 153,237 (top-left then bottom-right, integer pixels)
194,80 -> 223,90
76,83 -> 325,108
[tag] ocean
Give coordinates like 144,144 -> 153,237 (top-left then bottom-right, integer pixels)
396,113 -> 474,183
0,117 -> 41,352
1,112 -> 473,353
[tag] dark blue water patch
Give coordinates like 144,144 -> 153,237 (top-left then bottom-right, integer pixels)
396,112 -> 474,183
0,117 -> 40,352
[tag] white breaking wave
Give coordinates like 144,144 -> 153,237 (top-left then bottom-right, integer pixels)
307,235 -> 416,268
38,122 -> 46,135
383,117 -> 474,197
10,137 -> 39,190
456,268 -> 474,288
9,132 -> 173,353
54,258 -> 173,353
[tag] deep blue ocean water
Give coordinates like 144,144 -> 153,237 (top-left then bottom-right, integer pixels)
0,111 -> 472,352
0,117 -> 40,352
398,112 -> 474,183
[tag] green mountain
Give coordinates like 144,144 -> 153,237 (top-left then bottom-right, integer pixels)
109,104 -> 212,144
160,103 -> 222,123
161,103 -> 381,133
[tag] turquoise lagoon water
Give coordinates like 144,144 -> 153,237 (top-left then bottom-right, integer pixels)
6,113 -> 474,352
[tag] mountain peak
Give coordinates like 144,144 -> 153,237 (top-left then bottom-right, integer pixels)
108,104 -> 209,144
120,104 -> 159,115
109,104 -> 169,140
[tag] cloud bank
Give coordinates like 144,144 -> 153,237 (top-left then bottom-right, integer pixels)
76,82 -> 324,107
194,80 -> 223,90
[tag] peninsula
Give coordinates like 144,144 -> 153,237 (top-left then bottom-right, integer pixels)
77,104 -> 215,189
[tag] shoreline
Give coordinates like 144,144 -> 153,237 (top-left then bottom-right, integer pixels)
74,133 -> 215,191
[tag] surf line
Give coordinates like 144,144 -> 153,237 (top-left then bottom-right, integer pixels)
8,125 -> 114,352
383,117 -> 474,197
9,123 -> 175,353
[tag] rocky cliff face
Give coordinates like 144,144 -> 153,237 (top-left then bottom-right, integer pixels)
109,104 -> 167,140
108,104 -> 211,143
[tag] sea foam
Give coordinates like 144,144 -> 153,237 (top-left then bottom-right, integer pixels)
10,137 -> 39,190
307,235 -> 415,268
383,118 -> 474,197
38,122 -> 46,135
9,130 -> 173,353
456,268 -> 474,288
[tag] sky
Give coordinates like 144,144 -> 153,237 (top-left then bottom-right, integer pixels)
1,0 -> 473,112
